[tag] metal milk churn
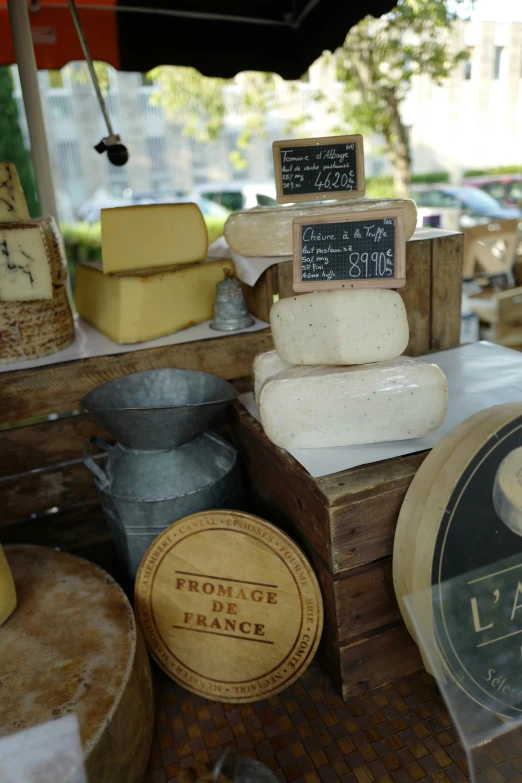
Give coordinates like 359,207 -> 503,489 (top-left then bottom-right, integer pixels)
82,368 -> 242,578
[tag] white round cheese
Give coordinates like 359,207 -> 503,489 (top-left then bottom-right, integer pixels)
270,289 -> 409,366
259,357 -> 447,450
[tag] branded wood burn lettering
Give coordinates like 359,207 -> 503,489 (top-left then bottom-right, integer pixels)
175,576 -> 278,639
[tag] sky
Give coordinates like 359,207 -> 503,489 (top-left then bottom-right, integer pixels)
471,0 -> 522,22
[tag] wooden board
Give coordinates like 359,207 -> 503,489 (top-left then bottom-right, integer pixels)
393,403 -> 522,717
292,208 -> 406,292
0,327 -> 272,425
135,510 -> 323,703
430,235 -> 463,352
272,134 -> 365,203
0,545 -> 154,783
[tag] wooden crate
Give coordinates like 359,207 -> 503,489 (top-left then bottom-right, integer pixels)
228,402 -> 424,699
467,285 -> 522,348
0,329 -> 273,577
243,228 -> 464,357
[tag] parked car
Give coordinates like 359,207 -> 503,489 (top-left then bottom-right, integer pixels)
77,193 -> 229,223
462,175 -> 522,208
414,186 -> 521,231
195,181 -> 278,212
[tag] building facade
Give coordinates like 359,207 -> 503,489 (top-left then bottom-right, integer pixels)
11,18 -> 522,218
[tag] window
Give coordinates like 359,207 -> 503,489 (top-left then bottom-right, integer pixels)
494,46 -> 503,80
146,136 -> 171,190
464,49 -> 473,80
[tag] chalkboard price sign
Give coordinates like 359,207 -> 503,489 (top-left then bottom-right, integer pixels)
292,207 -> 406,292
273,135 -> 365,204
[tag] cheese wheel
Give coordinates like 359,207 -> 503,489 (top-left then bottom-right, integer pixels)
393,406 -> 500,648
101,202 -> 208,274
259,357 -> 448,450
393,403 -> 522,718
253,350 -> 292,404
0,280 -> 74,362
270,289 -> 409,365
0,546 -> 154,783
224,198 -> 417,256
0,163 -> 30,222
76,258 -> 234,343
0,544 -> 16,626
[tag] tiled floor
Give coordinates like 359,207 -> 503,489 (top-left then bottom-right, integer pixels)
146,661 -> 470,783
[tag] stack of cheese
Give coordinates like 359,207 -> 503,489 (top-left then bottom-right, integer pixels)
242,204 -> 448,450
0,163 -> 74,363
76,203 -> 234,343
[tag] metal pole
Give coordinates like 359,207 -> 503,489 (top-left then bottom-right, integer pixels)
7,0 -> 59,220
67,0 -> 114,138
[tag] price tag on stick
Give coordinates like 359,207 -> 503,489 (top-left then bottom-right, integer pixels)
273,135 -> 365,203
292,207 -> 406,292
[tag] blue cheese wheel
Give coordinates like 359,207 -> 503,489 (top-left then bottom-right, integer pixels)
258,356 -> 447,449
270,289 -> 409,366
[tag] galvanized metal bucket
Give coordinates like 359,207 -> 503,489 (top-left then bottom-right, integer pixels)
81,368 -> 238,449
81,368 -> 242,578
83,433 -> 242,578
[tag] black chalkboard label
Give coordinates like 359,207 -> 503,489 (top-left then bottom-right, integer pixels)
292,208 -> 406,292
273,135 -> 365,203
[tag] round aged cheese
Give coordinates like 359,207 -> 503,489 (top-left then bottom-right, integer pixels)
259,357 -> 447,450
0,280 -> 74,362
224,198 -> 418,257
393,403 -> 522,718
253,350 -> 292,404
270,289 -> 409,366
0,546 -> 154,783
135,510 -> 323,703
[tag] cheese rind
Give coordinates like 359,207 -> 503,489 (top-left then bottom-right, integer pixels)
0,282 -> 75,362
0,163 -> 30,222
271,289 -> 409,365
0,544 -> 16,626
253,350 -> 292,403
0,225 -> 53,301
258,357 -> 448,449
76,259 -> 234,344
101,203 -> 208,274
224,198 -> 417,256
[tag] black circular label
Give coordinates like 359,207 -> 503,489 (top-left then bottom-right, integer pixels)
432,415 -> 522,718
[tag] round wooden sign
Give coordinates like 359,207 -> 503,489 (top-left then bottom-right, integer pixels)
135,510 -> 323,702
0,545 -> 154,783
394,403 -> 522,717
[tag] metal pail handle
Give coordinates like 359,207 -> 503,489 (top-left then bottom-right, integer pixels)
82,437 -> 114,490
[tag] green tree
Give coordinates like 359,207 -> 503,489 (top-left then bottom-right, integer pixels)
0,66 -> 39,215
336,0 -> 473,197
149,67 -> 286,172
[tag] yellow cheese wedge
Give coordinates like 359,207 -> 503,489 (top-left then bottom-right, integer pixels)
0,224 -> 53,301
76,259 -> 234,343
101,202 -> 209,274
0,163 -> 30,222
0,544 -> 16,626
